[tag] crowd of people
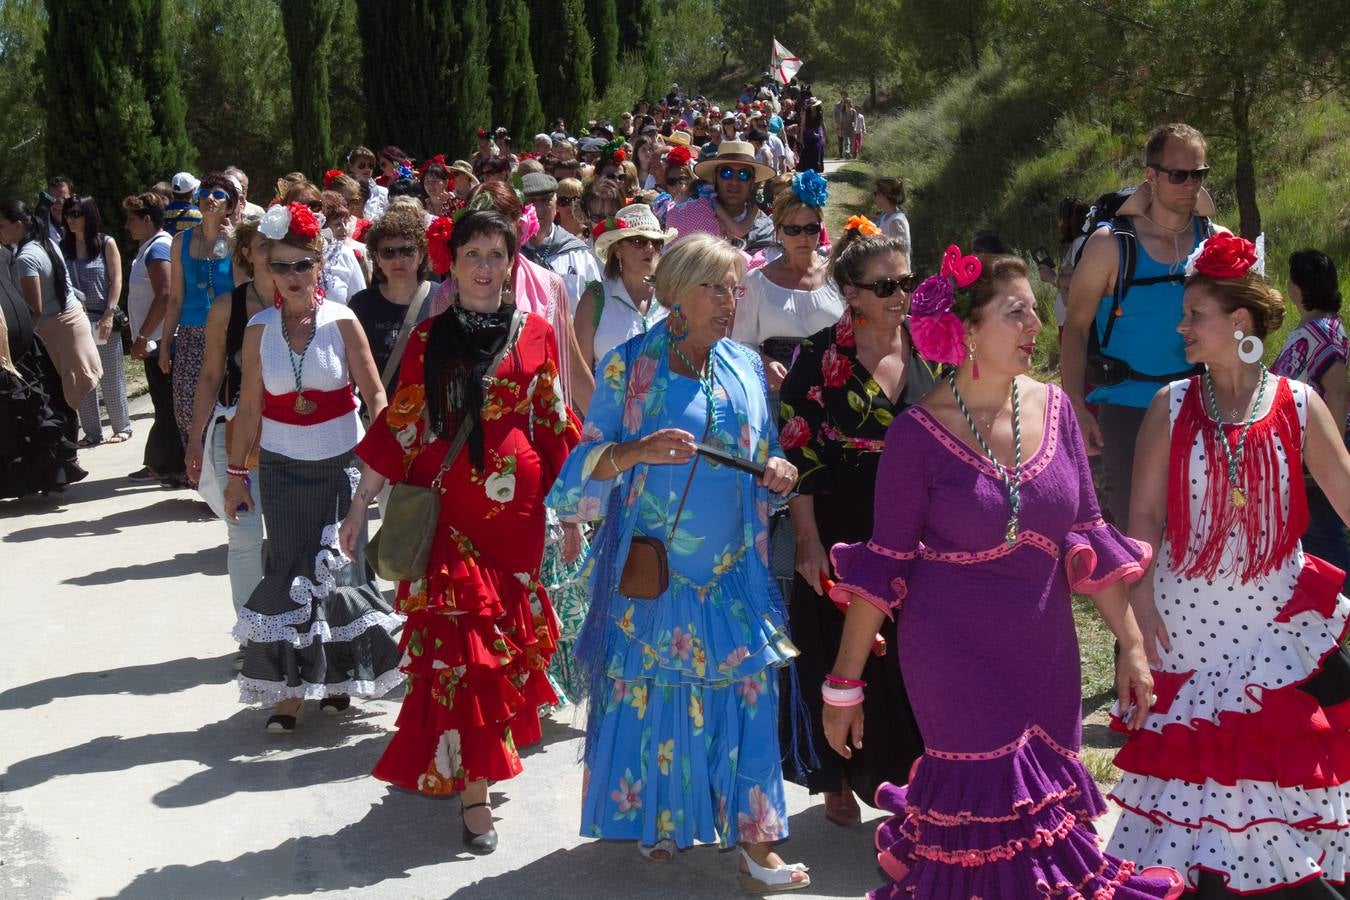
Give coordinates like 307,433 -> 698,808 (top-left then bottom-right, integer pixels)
3,103 -> 1349,899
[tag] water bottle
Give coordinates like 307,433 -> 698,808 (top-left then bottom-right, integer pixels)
212,233 -> 228,260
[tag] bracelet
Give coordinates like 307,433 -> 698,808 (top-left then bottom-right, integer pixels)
825,674 -> 867,689
606,441 -> 623,474
821,683 -> 864,707
226,465 -> 250,478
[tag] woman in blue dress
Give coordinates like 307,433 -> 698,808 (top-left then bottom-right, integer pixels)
548,232 -> 810,892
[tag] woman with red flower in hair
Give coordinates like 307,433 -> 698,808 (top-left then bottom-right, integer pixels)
1108,234 -> 1350,896
663,145 -> 696,205
223,201 -> 400,735
777,218 -> 930,827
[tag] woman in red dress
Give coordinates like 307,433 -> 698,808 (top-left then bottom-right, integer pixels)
340,210 -> 580,854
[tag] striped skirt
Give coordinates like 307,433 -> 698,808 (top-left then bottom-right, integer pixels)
233,447 -> 404,703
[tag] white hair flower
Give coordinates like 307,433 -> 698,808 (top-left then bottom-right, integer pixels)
259,204 -> 292,240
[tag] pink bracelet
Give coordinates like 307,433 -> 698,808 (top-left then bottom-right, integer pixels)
825,674 -> 867,688
821,683 -> 864,707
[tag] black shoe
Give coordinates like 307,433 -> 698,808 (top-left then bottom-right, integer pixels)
265,714 -> 299,734
319,696 -> 351,715
461,802 -> 498,854
128,466 -> 159,482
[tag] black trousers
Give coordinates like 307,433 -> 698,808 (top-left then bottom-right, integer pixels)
143,352 -> 184,476
1096,402 -> 1148,528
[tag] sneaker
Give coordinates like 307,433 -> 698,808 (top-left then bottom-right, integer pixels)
128,467 -> 159,482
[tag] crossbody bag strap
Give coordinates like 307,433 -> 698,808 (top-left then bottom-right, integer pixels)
380,281 -> 432,391
429,307 -> 526,489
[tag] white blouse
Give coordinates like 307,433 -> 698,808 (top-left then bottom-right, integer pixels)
592,277 -> 668,367
732,265 -> 845,348
251,301 -> 363,460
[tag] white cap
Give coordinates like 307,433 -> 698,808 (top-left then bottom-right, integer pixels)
170,172 -> 199,194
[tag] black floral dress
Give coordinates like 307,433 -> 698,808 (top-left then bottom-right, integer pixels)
777,314 -> 932,802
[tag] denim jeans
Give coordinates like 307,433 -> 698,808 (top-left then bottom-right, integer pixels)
211,420 -> 265,614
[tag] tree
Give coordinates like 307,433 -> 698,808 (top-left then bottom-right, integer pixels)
449,0 -> 491,151
42,0 -> 194,235
1012,0 -> 1348,239
279,0 -> 339,177
487,0 -> 544,140
615,0 -> 660,98
584,0 -> 620,96
0,0 -> 47,203
530,0 -> 593,132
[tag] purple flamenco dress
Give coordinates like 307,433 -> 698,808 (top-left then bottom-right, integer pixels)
830,384 -> 1181,899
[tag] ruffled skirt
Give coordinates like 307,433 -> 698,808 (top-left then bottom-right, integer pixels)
0,343 -> 86,499
233,448 -> 404,703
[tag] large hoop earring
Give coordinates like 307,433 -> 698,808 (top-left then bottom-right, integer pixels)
1234,329 -> 1263,365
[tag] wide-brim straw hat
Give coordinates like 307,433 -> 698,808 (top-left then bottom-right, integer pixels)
593,203 -> 679,264
692,141 -> 775,184
448,160 -> 478,184
667,130 -> 693,148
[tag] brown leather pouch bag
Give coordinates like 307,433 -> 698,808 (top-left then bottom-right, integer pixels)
618,536 -> 670,600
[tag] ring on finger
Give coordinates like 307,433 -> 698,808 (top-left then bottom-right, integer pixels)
669,448 -> 677,457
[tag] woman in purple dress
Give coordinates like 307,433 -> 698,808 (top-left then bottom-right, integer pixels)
823,250 -> 1183,898
797,99 -> 826,174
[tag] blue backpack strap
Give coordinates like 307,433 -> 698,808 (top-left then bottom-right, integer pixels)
1101,218 -> 1137,349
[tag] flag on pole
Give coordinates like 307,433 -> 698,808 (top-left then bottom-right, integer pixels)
771,38 -> 802,85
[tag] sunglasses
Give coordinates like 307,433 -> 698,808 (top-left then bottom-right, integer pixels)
1150,164 -> 1210,185
302,200 -> 323,212
666,176 -> 690,186
718,166 -> 755,182
377,245 -> 418,260
267,258 -> 319,277
65,209 -> 86,219
856,273 -> 923,298
780,222 -> 821,237
622,236 -> 662,251
557,196 -> 580,206
201,188 -> 231,202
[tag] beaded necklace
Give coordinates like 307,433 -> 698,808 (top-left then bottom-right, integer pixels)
947,372 -> 1022,544
1202,364 -> 1269,508
671,342 -> 721,434
279,308 -> 318,414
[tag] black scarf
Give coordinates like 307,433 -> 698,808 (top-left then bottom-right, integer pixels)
423,303 -> 515,469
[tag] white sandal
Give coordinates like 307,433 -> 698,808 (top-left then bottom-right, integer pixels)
639,838 -> 676,863
736,846 -> 810,894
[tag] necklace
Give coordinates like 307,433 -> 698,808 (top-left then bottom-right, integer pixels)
279,308 -> 318,414
1142,209 -> 1192,276
1202,364 -> 1269,508
671,343 -> 720,434
947,372 -> 1022,544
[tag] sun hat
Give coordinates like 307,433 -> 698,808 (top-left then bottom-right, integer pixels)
592,203 -> 679,265
521,172 -> 559,197
448,160 -> 479,185
667,130 -> 693,149
692,141 -> 774,184
171,172 -> 200,194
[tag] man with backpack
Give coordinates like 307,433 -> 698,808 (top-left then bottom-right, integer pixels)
1061,123 -> 1225,526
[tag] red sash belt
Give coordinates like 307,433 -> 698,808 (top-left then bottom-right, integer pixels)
262,386 -> 357,425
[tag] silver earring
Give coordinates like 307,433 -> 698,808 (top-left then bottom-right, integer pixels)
1233,329 -> 1263,364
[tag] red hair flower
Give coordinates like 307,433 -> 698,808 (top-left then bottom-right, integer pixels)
427,216 -> 454,276
665,146 -> 692,168
322,169 -> 344,189
287,202 -> 321,239
591,216 -> 628,241
1188,233 -> 1258,279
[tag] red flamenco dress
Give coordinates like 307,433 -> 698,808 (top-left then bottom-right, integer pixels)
357,311 -> 581,794
1109,376 -> 1350,896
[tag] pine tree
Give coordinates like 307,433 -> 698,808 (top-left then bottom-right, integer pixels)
43,0 -> 194,235
531,0 -> 593,132
614,0 -> 660,98
584,0 -> 620,96
487,0 -> 544,141
279,0 -> 339,177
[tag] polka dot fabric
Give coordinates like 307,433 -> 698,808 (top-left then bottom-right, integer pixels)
1108,378 -> 1350,894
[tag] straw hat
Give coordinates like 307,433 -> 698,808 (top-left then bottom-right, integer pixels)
592,203 -> 679,265
692,141 -> 774,184
667,130 -> 693,148
448,160 -> 478,185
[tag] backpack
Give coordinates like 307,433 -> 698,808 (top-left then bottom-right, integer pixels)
1078,186 -> 1213,383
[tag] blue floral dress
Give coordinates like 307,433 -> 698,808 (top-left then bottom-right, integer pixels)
548,323 -> 799,849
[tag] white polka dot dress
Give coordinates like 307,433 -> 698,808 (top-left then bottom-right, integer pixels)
1108,377 -> 1350,894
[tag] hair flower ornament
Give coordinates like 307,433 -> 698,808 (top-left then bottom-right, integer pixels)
600,139 -> 627,164
286,202 -> 321,240
591,216 -> 630,242
322,169 -> 344,189
518,201 -> 540,245
908,244 -> 983,366
843,215 -> 882,237
427,216 -> 454,276
417,154 -> 447,177
259,204 -> 292,240
790,170 -> 829,208
1184,232 -> 1261,279
395,163 -> 415,181
664,146 -> 692,168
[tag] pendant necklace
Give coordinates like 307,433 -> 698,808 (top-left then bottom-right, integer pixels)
671,343 -> 721,435
948,372 -> 1023,544
1202,364 -> 1268,508
280,308 -> 318,414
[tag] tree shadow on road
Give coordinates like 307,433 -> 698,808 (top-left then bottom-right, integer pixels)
2,497 -> 212,542
62,543 -> 229,584
0,654 -> 238,710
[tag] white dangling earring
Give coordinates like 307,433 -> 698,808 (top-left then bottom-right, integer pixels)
1234,329 -> 1263,365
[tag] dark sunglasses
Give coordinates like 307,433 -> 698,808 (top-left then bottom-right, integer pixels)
666,176 -> 690,186
780,222 -> 821,237
856,273 -> 923,298
622,236 -> 662,250
64,209 -> 86,219
718,166 -> 754,182
302,200 -> 324,212
377,245 -> 418,260
267,258 -> 319,276
557,196 -> 580,206
1151,164 -> 1210,185
201,188 -> 231,202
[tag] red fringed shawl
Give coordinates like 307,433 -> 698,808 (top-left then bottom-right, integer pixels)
1165,376 -> 1308,582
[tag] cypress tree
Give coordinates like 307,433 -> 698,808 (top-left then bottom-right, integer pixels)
487,0 -> 544,141
530,0 -> 593,132
615,0 -> 660,97
42,0 -> 194,230
450,0 -> 491,152
279,0 -> 339,177
584,0 -> 620,96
